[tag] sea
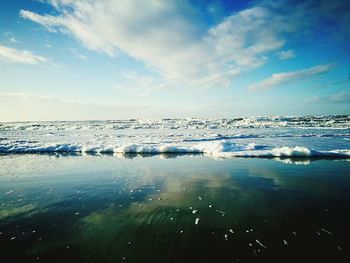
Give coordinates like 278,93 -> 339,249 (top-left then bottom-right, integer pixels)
1,115 -> 350,262
1,115 -> 350,157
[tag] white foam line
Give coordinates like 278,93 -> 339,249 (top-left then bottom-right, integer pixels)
1,141 -> 350,158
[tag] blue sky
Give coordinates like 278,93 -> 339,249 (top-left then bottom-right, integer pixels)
0,0 -> 349,121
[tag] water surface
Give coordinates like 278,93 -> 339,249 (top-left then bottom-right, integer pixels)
0,154 -> 349,262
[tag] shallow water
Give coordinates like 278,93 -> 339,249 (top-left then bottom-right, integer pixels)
0,154 -> 349,262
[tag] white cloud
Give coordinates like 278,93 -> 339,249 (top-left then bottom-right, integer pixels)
0,45 -> 48,64
277,49 -> 295,60
114,72 -> 167,95
9,37 -> 19,43
0,92 -> 69,102
305,90 -> 350,104
69,48 -> 88,60
20,0 -> 294,88
0,92 -> 151,121
4,32 -> 20,43
330,90 -> 350,102
248,63 -> 334,91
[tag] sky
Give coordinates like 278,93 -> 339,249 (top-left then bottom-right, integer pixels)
0,0 -> 349,121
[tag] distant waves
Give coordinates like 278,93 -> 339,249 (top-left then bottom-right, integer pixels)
1,115 -> 349,131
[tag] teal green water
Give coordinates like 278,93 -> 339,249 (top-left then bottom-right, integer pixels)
0,154 -> 349,262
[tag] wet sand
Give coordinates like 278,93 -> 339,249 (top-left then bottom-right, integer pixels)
0,154 -> 349,262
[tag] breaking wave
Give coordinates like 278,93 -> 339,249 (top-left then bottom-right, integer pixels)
1,141 -> 349,158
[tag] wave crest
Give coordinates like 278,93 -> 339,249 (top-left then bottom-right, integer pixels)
1,141 -> 349,158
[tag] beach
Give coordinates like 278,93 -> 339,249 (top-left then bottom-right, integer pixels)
2,0 -> 350,261
0,153 -> 349,262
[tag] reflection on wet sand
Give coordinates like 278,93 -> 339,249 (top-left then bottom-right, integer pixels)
0,154 -> 349,262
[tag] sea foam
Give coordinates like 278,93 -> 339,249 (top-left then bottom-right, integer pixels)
1,117 -> 349,158
0,141 -> 349,158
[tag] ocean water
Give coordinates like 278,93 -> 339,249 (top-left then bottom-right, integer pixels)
1,116 -> 350,262
0,116 -> 350,157
0,154 -> 349,262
